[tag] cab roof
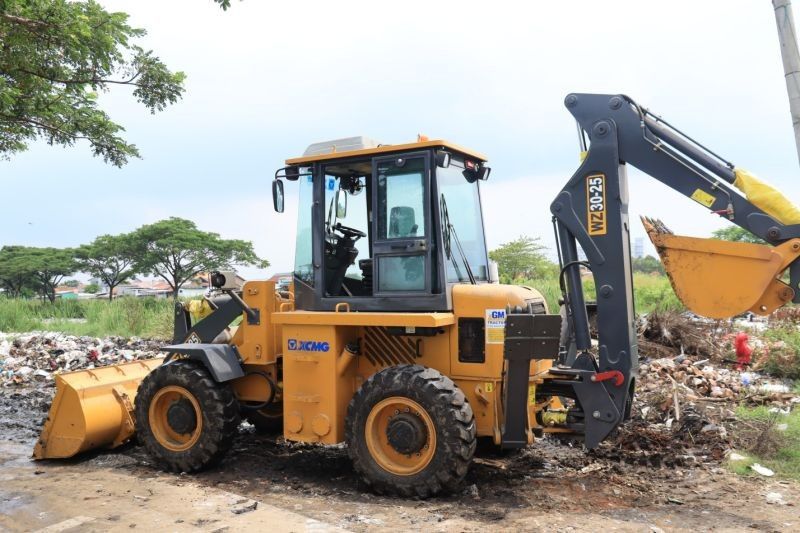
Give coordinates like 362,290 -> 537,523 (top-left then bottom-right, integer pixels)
285,137 -> 488,166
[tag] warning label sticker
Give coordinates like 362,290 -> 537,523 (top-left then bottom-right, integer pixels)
485,309 -> 506,344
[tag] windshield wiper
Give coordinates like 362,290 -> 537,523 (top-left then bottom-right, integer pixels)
441,194 -> 476,285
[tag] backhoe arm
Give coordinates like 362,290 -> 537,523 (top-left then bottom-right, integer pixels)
548,93 -> 800,448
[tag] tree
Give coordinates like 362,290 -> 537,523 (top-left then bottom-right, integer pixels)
76,233 -> 139,301
0,245 -> 35,297
0,246 -> 77,302
0,0 -> 186,166
63,279 -> 79,288
489,235 -> 558,282
631,255 -> 665,275
711,226 -> 765,244
27,247 -> 78,302
131,217 -> 269,299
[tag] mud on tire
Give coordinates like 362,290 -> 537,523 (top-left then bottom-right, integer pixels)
345,364 -> 476,498
135,361 -> 240,472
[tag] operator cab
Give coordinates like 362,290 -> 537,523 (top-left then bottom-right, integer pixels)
273,136 -> 491,312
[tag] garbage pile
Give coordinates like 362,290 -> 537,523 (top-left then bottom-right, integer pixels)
0,331 -> 163,386
613,311 -> 800,466
637,312 -> 797,409
638,310 -> 725,359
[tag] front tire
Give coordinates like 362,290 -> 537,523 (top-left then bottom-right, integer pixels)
135,361 -> 240,472
345,364 -> 476,498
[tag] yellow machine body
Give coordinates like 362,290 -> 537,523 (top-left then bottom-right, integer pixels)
35,280 -> 554,457
644,219 -> 800,319
271,283 -> 553,446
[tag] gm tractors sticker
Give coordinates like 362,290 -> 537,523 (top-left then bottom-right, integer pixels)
485,309 -> 506,344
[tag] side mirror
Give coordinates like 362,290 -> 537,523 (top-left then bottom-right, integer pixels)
335,188 -> 347,218
435,150 -> 451,168
272,179 -> 285,213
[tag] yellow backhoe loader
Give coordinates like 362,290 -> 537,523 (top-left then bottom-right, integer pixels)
33,93 -> 800,497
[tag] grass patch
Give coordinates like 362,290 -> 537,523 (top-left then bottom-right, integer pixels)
517,273 -> 683,314
0,297 -> 174,339
729,405 -> 800,480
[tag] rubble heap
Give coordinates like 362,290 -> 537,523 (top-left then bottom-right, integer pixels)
638,310 -> 726,359
608,311 -> 800,466
0,332 -> 162,386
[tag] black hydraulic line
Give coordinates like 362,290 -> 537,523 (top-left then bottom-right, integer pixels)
641,110 -> 734,170
556,222 -> 591,353
552,216 -> 564,271
643,116 -> 736,184
558,260 -> 591,295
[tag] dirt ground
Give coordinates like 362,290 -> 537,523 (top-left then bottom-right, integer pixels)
2,388 -> 800,532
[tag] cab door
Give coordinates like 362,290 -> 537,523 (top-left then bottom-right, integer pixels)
371,153 -> 434,297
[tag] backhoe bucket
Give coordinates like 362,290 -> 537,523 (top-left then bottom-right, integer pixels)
34,359 -> 162,459
643,218 -> 800,319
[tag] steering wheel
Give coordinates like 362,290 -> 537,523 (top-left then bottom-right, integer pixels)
334,222 -> 366,239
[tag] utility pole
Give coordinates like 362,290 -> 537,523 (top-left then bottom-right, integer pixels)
773,0 -> 800,166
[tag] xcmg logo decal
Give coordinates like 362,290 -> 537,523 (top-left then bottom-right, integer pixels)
287,339 -> 330,352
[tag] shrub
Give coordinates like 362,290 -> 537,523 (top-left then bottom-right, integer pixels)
757,326 -> 800,379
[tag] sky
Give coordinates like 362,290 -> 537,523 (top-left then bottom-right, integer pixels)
3,0 -> 800,279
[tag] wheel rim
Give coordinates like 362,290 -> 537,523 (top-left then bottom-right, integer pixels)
148,385 -> 203,452
364,396 -> 436,476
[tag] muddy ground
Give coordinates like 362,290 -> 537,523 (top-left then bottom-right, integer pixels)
1,386 -> 799,532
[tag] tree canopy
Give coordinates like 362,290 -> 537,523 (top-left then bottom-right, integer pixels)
0,218 -> 267,301
711,226 -> 764,244
0,0 -> 186,166
631,255 -> 665,275
489,235 -> 558,282
0,245 -> 34,297
132,217 -> 268,298
76,233 -> 139,300
0,245 -> 77,302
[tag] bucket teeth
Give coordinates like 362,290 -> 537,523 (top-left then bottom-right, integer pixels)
640,216 -> 673,236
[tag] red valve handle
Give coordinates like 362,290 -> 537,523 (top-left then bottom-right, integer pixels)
590,370 -> 624,387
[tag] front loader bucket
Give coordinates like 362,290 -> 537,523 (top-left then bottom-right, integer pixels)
643,218 -> 800,319
34,359 -> 162,459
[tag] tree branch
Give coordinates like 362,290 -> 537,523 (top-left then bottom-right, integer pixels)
14,67 -> 144,87
0,13 -> 51,29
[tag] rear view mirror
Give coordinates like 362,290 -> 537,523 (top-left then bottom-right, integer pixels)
336,188 -> 347,218
272,179 -> 284,213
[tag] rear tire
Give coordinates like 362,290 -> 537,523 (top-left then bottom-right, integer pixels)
345,364 -> 476,498
135,361 -> 240,472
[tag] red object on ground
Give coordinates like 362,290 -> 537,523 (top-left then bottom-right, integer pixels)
734,332 -> 753,370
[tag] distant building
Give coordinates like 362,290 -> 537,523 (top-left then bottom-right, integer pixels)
633,237 -> 644,259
